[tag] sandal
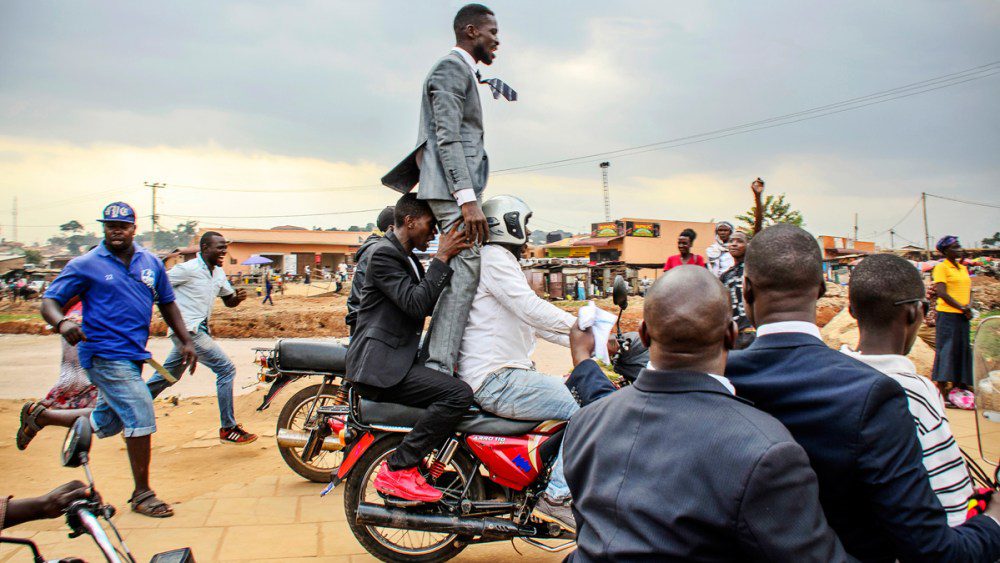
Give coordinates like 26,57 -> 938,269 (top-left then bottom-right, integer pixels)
16,402 -> 45,450
129,490 -> 174,518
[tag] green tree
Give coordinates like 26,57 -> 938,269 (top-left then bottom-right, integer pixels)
982,232 -> 1000,248
59,220 -> 84,233
735,192 -> 804,231
23,249 -> 43,265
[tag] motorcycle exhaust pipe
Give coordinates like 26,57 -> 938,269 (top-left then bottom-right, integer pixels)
355,503 -> 537,540
276,429 -> 344,452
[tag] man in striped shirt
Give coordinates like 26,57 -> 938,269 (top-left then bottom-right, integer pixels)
844,253 -> 973,526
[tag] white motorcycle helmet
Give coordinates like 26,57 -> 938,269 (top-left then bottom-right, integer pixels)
482,195 -> 532,246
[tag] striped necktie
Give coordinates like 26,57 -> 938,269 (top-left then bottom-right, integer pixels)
476,70 -> 517,102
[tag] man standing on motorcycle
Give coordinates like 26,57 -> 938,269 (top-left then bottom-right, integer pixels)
456,194 -> 614,533
346,194 -> 473,502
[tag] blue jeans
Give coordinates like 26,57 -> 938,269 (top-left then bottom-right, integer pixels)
147,330 -> 237,428
474,368 -> 578,499
87,357 -> 156,438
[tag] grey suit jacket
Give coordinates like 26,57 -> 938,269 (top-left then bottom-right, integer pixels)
382,51 -> 488,200
564,369 -> 849,563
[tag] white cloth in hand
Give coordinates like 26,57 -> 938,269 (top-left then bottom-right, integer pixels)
578,301 -> 617,363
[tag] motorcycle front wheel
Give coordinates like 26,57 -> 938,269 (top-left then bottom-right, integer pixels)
276,383 -> 345,482
344,434 -> 484,563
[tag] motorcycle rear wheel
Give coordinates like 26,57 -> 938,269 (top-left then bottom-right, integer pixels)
344,434 -> 484,563
276,383 -> 345,482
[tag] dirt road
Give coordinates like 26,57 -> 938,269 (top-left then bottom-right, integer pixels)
0,335 -> 575,562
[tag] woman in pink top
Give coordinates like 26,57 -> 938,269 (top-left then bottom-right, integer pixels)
663,228 -> 706,271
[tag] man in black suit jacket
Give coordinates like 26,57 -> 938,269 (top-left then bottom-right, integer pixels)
346,194 -> 473,503
727,224 -> 1000,562
564,266 -> 848,562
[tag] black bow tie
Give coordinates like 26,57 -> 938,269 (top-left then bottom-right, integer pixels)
476,70 -> 517,102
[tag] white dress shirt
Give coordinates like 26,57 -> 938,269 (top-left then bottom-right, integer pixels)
755,320 -> 822,340
166,254 -> 235,335
448,46 -> 479,208
458,244 -> 576,391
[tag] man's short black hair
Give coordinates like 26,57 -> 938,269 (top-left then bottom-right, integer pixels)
394,193 -> 434,228
744,224 -> 823,293
849,253 -> 924,329
200,230 -> 224,248
679,228 -> 697,242
376,206 -> 395,232
454,3 -> 494,34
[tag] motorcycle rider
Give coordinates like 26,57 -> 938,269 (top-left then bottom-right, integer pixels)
456,194 -> 614,532
346,206 -> 395,336
346,194 -> 473,502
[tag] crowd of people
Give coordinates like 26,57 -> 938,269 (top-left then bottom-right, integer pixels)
4,4 -> 996,562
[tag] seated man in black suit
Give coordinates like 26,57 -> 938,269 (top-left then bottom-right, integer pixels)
346,193 -> 473,502
727,224 -> 1000,562
564,265 -> 848,562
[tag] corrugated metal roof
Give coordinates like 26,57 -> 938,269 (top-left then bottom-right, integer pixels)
196,228 -> 372,246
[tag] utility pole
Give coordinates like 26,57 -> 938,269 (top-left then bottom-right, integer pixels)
145,182 -> 165,250
11,196 -> 17,242
921,191 -> 931,259
889,228 -> 896,249
853,212 -> 858,245
599,162 -> 611,222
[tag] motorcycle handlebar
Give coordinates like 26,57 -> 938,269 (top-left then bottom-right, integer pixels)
68,502 -> 128,563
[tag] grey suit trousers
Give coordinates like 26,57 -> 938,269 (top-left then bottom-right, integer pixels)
422,198 -> 481,374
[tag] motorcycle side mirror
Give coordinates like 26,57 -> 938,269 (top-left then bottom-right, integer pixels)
612,275 -> 629,310
61,416 -> 92,468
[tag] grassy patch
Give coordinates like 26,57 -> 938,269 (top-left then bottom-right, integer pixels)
0,313 -> 41,322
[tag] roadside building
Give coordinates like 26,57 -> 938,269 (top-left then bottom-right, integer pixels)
817,235 -> 876,260
570,218 -> 717,278
0,254 -> 26,275
191,228 -> 373,276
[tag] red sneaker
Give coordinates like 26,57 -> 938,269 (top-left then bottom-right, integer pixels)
373,461 -> 443,502
220,424 -> 258,445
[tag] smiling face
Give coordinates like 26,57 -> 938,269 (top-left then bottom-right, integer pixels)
677,235 -> 692,254
408,213 -> 439,252
202,235 -> 229,267
470,14 -> 499,64
102,221 -> 135,253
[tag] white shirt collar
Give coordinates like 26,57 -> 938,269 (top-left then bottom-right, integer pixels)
839,346 -> 917,375
451,46 -> 478,76
756,320 -> 822,340
646,362 -> 735,395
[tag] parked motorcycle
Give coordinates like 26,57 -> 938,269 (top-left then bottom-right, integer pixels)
0,417 -> 194,563
255,339 -> 350,482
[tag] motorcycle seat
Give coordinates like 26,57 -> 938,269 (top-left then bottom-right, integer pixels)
277,339 -> 347,374
358,399 -> 543,436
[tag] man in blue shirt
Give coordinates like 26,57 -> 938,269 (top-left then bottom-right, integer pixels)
26,202 -> 196,518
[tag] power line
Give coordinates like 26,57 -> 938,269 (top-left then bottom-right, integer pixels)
872,197 -> 923,237
114,61 -> 1000,195
925,193 -> 1000,210
492,64 -> 1000,176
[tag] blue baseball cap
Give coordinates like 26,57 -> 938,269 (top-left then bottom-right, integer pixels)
98,202 -> 136,224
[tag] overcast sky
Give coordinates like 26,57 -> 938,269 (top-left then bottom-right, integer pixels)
1,1 -> 997,248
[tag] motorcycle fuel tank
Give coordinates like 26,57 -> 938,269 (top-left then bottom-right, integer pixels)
465,421 -> 566,490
